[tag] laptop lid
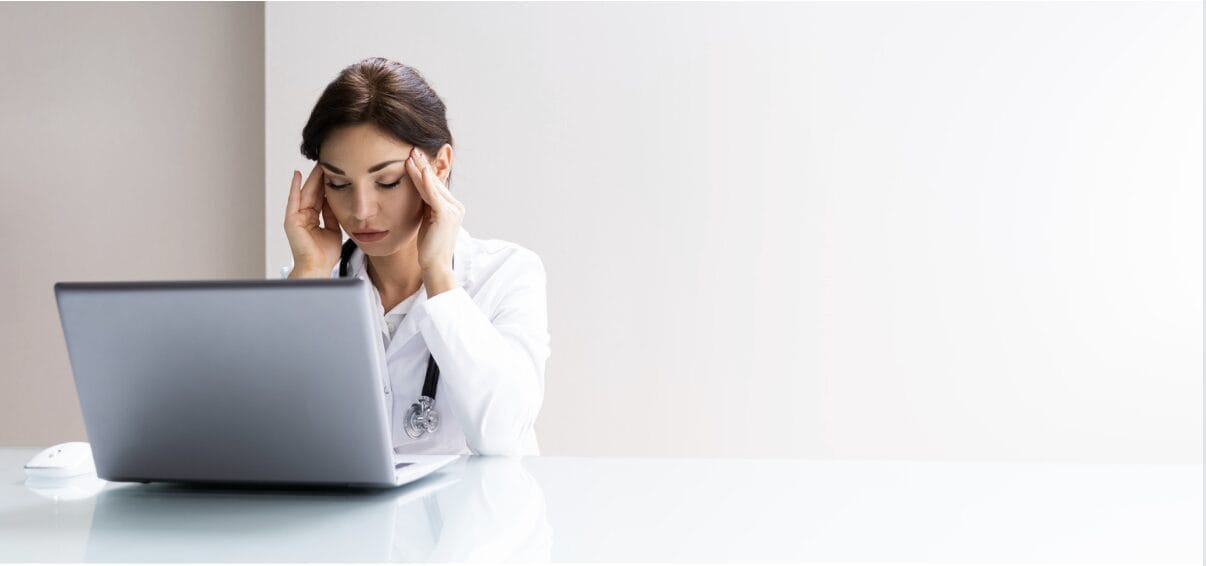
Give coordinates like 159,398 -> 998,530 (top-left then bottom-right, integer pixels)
54,278 -> 400,487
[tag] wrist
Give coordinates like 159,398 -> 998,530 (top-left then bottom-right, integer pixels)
422,266 -> 457,297
288,265 -> 330,279
418,254 -> 454,272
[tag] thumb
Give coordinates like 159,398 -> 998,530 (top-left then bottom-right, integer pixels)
320,196 -> 339,233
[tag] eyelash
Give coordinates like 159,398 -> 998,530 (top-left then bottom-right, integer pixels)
325,180 -> 400,190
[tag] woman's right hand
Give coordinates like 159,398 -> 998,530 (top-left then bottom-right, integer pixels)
284,163 -> 342,277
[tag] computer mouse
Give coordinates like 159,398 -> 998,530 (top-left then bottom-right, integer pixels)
24,473 -> 107,501
24,441 -> 96,478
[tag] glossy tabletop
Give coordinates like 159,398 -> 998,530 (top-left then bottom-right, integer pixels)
0,448 -> 1199,563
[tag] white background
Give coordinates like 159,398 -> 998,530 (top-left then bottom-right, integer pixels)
265,2 -> 1201,462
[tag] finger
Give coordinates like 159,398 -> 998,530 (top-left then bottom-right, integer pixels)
298,163 -> 324,212
414,148 -> 463,209
321,192 -> 339,232
437,178 -> 462,209
406,153 -> 445,212
286,170 -> 302,216
410,149 -> 460,211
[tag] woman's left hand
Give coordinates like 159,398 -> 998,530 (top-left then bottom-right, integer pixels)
407,146 -> 465,275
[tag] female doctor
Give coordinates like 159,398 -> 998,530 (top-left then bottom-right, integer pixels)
279,57 -> 550,457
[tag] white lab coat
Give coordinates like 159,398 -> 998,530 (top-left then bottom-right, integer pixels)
279,226 -> 549,456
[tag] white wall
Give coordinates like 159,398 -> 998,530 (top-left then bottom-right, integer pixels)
265,2 -> 1201,463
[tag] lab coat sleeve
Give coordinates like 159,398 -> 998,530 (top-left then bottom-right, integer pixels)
412,248 -> 550,456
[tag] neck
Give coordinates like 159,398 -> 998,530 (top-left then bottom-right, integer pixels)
364,241 -> 424,299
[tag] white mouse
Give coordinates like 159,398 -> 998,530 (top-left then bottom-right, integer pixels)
24,441 -> 96,478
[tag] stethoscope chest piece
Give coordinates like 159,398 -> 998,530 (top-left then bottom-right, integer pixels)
341,242 -> 449,442
404,395 -> 440,439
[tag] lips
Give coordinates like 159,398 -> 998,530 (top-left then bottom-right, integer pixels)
352,230 -> 389,242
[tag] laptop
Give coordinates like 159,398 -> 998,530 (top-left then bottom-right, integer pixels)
53,277 -> 459,488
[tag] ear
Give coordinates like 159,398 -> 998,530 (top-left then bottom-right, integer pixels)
433,143 -> 453,184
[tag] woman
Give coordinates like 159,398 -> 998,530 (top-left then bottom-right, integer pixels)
280,57 -> 550,456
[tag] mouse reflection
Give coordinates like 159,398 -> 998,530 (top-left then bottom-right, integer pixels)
83,456 -> 551,562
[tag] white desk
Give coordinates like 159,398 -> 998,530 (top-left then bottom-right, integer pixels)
0,448 -> 1199,562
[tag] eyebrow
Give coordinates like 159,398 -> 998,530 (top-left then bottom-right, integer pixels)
318,160 -> 404,176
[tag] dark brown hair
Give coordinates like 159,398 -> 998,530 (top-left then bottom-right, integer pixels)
300,57 -> 455,188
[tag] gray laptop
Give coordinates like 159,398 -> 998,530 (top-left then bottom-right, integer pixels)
53,277 -> 458,488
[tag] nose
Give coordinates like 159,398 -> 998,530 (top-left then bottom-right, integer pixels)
350,184 -> 378,221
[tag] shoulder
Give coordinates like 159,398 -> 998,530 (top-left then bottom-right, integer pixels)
459,229 -> 546,294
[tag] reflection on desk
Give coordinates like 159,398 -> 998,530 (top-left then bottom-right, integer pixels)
2,454 -> 551,563
0,449 -> 1200,562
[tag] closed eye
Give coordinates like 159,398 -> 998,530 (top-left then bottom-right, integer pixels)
325,180 -> 401,190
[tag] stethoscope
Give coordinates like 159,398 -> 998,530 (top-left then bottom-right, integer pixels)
340,239 -> 444,439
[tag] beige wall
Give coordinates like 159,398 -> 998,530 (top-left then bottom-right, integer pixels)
0,2 -> 265,446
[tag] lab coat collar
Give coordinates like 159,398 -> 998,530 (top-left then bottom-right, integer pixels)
347,226 -> 473,353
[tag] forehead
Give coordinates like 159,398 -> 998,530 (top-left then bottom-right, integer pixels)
319,123 -> 410,169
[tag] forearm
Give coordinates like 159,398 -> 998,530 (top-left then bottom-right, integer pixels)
418,291 -> 546,455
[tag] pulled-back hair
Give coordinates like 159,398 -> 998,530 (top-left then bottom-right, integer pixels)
300,57 -> 455,188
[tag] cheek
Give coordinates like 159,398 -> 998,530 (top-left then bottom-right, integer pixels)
383,188 -> 424,222
402,187 -> 425,215
325,196 -> 349,219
